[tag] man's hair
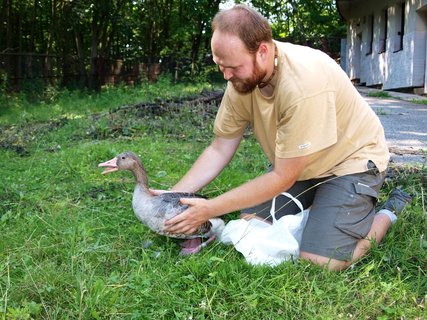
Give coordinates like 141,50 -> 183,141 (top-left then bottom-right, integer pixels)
211,4 -> 272,54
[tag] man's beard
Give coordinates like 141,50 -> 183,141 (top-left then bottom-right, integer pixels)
231,57 -> 266,94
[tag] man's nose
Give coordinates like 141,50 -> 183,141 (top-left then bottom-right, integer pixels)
222,68 -> 233,81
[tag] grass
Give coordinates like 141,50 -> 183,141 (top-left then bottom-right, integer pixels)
367,91 -> 392,98
411,99 -> 427,105
367,90 -> 427,106
374,108 -> 388,116
0,79 -> 426,319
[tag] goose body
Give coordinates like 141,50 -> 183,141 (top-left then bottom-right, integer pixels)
98,151 -> 224,252
131,184 -> 213,239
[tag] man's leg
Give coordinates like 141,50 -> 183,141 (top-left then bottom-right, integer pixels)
351,188 -> 412,266
300,188 -> 412,271
299,168 -> 385,271
300,214 -> 391,271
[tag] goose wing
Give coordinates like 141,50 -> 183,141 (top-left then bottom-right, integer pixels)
159,192 -> 206,211
157,192 -> 211,238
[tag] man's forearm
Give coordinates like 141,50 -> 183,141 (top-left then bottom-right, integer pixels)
172,136 -> 242,193
205,155 -> 308,218
207,170 -> 293,218
164,156 -> 308,235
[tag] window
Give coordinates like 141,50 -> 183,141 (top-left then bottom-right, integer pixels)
394,2 -> 405,52
365,15 -> 374,55
378,9 -> 388,53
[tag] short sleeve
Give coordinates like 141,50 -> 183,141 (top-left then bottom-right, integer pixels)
213,86 -> 251,138
275,91 -> 338,158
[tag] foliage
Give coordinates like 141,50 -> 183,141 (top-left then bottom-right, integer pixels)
250,0 -> 347,57
0,83 -> 426,319
0,0 -> 346,92
0,76 -> 222,124
0,0 -> 223,92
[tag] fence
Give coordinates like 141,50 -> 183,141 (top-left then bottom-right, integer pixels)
0,52 -> 177,91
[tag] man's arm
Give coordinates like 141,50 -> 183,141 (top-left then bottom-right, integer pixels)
172,135 -> 242,193
165,155 -> 308,234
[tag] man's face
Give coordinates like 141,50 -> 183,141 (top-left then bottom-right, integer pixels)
228,55 -> 266,94
211,31 -> 266,94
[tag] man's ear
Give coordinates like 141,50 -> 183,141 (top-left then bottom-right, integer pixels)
257,42 -> 269,63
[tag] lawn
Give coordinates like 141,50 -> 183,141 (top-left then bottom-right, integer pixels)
0,79 -> 426,319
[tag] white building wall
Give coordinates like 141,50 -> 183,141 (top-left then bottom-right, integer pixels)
342,0 -> 427,93
384,2 -> 426,89
364,13 -> 386,86
346,21 -> 361,81
384,31 -> 426,89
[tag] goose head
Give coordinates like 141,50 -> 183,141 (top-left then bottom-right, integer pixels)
98,151 -> 148,186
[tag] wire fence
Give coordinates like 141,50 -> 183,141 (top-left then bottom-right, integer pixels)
0,52 -> 190,91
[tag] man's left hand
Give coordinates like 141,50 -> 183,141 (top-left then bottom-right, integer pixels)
164,198 -> 212,234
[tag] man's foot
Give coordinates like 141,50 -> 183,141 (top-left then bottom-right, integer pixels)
380,188 -> 413,214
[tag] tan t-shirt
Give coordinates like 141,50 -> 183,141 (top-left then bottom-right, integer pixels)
213,42 -> 389,180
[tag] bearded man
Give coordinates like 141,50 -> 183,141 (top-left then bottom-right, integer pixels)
162,4 -> 411,271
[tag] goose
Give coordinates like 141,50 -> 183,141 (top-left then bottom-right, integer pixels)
98,151 -> 224,255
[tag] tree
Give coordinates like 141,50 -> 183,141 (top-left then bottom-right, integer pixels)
250,0 -> 346,57
0,0 -> 346,92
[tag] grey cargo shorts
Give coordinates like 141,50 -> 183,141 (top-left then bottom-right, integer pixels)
241,161 -> 386,261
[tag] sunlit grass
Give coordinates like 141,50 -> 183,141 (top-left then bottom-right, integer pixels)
0,77 -> 222,125
367,91 -> 392,98
0,81 -> 426,319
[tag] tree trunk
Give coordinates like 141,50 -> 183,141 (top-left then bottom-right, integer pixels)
190,20 -> 204,74
5,0 -> 13,87
0,0 -> 7,51
88,25 -> 99,91
74,30 -> 87,88
44,0 -> 57,85
16,8 -> 22,86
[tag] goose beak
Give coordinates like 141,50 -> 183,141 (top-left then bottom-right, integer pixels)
98,157 -> 118,174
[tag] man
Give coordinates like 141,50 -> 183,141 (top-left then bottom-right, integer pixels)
163,4 -> 411,270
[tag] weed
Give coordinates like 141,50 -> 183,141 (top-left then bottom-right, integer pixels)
375,107 -> 388,116
412,99 -> 427,105
368,91 -> 392,98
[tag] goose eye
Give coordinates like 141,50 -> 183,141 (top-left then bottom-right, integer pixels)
121,156 -> 125,160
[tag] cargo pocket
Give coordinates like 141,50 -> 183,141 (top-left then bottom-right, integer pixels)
334,182 -> 379,239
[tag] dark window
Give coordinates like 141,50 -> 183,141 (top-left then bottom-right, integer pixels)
365,15 -> 374,55
379,9 -> 388,53
394,2 -> 405,52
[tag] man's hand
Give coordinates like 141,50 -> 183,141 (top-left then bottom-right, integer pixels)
164,198 -> 212,234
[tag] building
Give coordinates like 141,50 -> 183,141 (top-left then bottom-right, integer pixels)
337,0 -> 427,94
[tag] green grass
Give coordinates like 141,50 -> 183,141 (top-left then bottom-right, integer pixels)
374,108 -> 388,116
411,99 -> 427,105
0,77 -> 218,125
0,81 -> 426,319
367,91 -> 392,98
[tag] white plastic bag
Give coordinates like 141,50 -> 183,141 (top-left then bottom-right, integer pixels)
220,192 -> 309,266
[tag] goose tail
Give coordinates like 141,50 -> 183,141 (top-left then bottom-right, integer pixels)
208,218 -> 225,237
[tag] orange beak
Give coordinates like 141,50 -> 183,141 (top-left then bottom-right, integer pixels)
98,157 -> 118,174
